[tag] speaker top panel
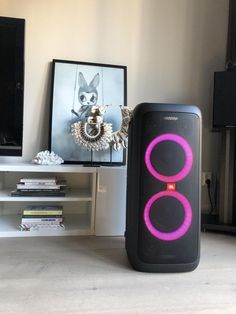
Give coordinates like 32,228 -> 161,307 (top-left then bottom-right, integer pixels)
133,103 -> 202,120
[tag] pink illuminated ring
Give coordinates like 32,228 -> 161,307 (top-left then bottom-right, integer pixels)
145,133 -> 193,182
144,190 -> 192,241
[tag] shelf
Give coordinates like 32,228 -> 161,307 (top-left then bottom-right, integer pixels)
0,163 -> 97,173
0,188 -> 93,202
0,214 -> 92,237
0,162 -> 97,237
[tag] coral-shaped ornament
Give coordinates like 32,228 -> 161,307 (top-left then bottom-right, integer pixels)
32,150 -> 64,165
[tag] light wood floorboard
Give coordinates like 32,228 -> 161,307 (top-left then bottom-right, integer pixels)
0,233 -> 235,314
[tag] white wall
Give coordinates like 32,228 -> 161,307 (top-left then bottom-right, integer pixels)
0,0 -> 229,209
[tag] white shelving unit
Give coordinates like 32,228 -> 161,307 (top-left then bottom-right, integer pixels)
95,167 -> 127,236
0,163 -> 97,237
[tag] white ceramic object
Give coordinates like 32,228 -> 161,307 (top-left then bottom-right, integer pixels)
32,150 -> 64,165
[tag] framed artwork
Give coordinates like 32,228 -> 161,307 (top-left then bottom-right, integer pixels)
49,59 -> 127,165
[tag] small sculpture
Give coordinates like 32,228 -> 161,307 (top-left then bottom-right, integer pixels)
71,105 -> 113,151
32,150 -> 64,165
71,104 -> 132,152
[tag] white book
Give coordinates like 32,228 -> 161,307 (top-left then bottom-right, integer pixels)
20,224 -> 65,231
23,182 -> 57,186
22,180 -> 66,186
21,221 -> 63,226
20,177 -> 57,183
21,218 -> 63,223
17,183 -> 61,190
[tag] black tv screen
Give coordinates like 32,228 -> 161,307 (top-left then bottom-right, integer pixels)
0,16 -> 25,156
213,71 -> 236,128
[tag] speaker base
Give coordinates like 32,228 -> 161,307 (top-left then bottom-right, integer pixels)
127,252 -> 200,273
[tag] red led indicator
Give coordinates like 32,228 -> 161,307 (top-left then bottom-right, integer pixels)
167,183 -> 176,191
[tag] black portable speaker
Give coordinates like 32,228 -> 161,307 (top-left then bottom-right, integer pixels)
125,103 -> 201,272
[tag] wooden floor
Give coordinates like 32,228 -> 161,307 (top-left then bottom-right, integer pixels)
0,233 -> 235,314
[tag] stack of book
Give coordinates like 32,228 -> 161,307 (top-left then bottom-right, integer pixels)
11,177 -> 66,197
20,205 -> 64,231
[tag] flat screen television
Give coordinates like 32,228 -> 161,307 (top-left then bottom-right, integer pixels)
213,71 -> 236,128
0,16 -> 25,156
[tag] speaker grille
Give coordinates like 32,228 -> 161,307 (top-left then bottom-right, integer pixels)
145,133 -> 193,182
138,111 -> 200,264
150,141 -> 185,176
144,191 -> 192,241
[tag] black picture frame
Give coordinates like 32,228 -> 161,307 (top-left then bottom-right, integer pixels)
49,59 -> 127,165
